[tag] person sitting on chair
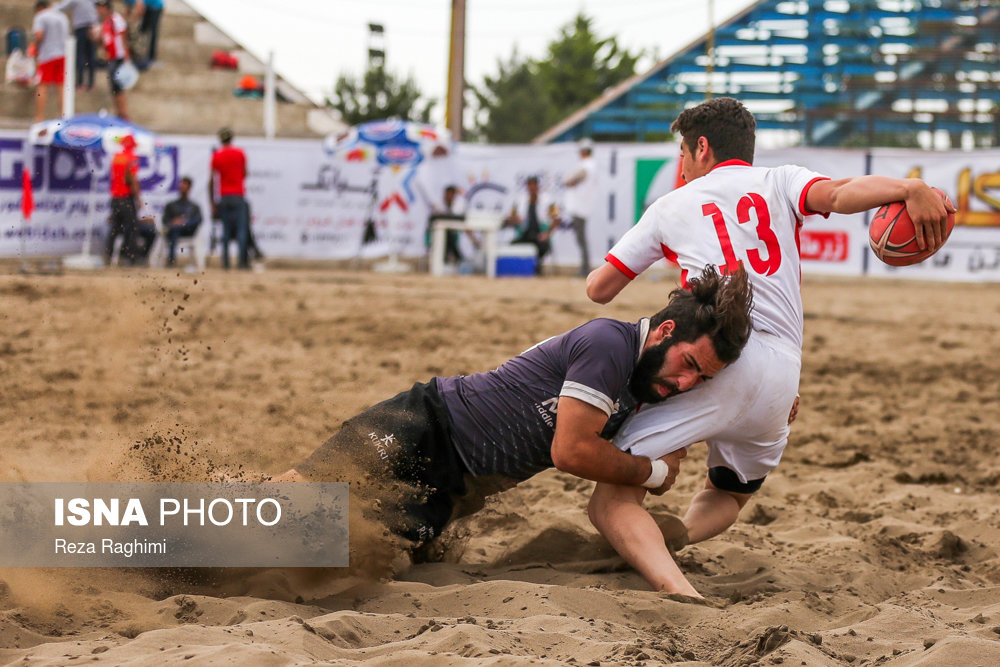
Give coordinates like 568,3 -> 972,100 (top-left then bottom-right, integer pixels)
503,175 -> 555,275
162,176 -> 203,266
427,184 -> 467,266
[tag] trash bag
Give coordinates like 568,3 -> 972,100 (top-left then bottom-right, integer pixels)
112,59 -> 140,90
5,49 -> 35,85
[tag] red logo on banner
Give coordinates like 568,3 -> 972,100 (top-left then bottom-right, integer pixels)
21,167 -> 33,221
799,230 -> 849,262
379,192 -> 408,212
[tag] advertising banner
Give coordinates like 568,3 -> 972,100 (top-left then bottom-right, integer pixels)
1,129 -> 998,282
0,130 -> 190,257
869,149 -> 1000,282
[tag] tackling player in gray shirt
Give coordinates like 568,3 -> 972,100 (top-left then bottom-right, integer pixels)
286,266 -> 753,547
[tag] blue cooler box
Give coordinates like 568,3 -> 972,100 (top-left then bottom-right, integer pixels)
496,245 -> 537,276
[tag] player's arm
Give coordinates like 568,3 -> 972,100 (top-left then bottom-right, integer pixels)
30,27 -> 43,58
126,167 -> 139,198
189,202 -> 203,227
585,262 -> 632,304
550,397 -> 678,488
588,481 -> 700,597
805,176 -> 954,250
207,166 -> 217,217
586,202 -> 663,303
564,166 -> 587,187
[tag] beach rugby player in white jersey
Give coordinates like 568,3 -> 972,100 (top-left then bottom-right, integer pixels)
585,96 -> 954,598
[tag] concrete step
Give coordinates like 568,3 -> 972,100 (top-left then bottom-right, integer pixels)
0,80 -> 315,137
0,4 -> 30,30
131,96 -> 315,136
131,66 -> 246,95
156,13 -> 201,40
152,36 -> 224,66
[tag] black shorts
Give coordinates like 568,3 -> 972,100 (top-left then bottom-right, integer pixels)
296,379 -> 470,544
108,59 -> 124,95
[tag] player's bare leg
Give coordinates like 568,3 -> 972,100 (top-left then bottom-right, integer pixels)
682,478 -> 752,544
588,482 -> 701,597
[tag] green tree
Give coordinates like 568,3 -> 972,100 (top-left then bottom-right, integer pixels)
328,64 -> 434,126
537,14 -> 640,121
473,13 -> 641,143
472,50 -> 555,143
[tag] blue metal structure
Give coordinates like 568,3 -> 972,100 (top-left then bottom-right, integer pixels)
535,0 -> 1000,147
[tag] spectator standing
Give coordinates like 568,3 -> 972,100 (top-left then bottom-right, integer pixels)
30,1 -> 70,122
119,0 -> 143,64
562,139 -> 597,276
95,0 -> 130,119
209,127 -> 250,270
56,0 -> 97,91
106,134 -> 140,265
162,176 -> 203,266
138,0 -> 161,66
503,175 -> 555,275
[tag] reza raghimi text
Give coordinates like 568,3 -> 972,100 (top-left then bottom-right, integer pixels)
53,497 -> 283,527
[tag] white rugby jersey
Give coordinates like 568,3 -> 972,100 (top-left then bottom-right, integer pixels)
606,160 -> 829,350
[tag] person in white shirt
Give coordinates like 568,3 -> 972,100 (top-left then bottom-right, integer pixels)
30,1 -> 70,122
584,96 -> 954,598
562,139 -> 597,276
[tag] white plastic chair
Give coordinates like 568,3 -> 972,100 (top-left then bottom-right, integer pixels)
150,218 -> 207,271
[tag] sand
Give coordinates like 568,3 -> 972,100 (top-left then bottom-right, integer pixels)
1,265 -> 999,666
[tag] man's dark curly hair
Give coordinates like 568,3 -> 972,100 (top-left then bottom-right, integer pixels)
671,97 -> 756,165
649,265 -> 754,364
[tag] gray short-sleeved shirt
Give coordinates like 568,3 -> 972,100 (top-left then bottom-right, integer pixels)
56,0 -> 98,29
33,8 -> 70,63
437,318 -> 648,481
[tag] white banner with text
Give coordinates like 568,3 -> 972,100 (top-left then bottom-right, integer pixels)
1,131 -> 998,281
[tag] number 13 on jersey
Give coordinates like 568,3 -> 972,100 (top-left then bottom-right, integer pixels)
703,193 -> 782,276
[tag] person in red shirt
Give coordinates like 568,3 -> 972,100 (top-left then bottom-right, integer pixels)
209,127 -> 250,270
105,133 -> 140,265
95,0 -> 130,120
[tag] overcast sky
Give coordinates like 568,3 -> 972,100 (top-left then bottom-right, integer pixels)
184,0 -> 753,122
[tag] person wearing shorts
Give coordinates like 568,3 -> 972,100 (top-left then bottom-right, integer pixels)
30,1 -> 69,122
584,96 -> 955,597
278,266 -> 753,548
96,0 -> 130,119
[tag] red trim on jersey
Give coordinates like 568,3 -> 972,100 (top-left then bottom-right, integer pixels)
799,176 -> 832,217
711,159 -> 751,171
605,253 -> 637,280
794,220 -> 803,283
660,243 -> 689,287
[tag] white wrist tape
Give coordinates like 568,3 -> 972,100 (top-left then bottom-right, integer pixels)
642,458 -> 670,489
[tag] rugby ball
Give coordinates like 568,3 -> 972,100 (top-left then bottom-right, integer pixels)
868,188 -> 955,266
